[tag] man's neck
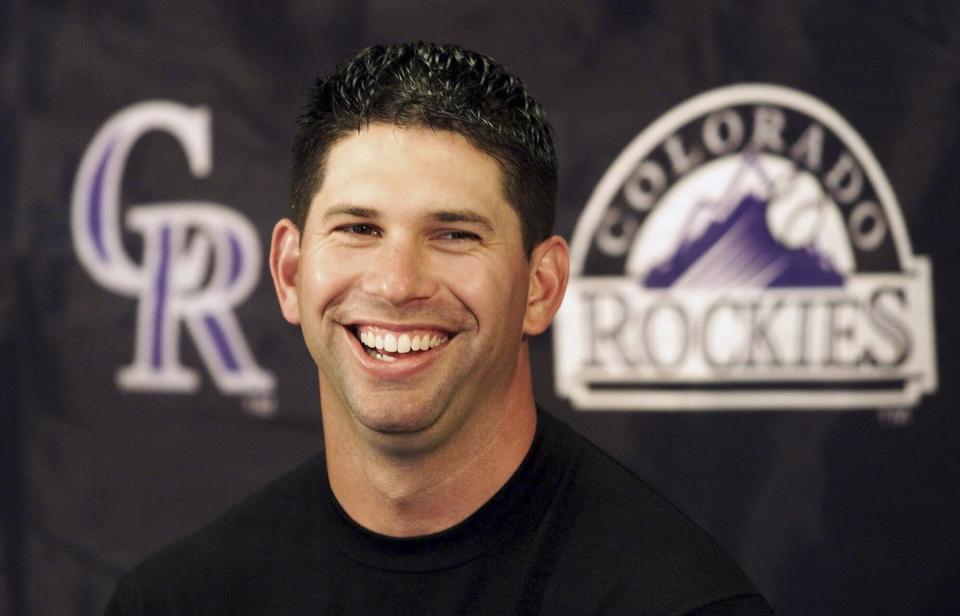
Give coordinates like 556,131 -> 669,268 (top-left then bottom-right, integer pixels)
322,385 -> 537,538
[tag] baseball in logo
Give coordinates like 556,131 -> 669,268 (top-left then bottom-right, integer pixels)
555,84 -> 937,411
71,101 -> 276,402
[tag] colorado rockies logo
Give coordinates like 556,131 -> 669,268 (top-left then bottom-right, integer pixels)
71,101 -> 275,398
555,84 -> 937,411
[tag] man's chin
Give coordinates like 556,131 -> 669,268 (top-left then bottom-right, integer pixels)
331,386 -> 466,454
350,404 -> 446,445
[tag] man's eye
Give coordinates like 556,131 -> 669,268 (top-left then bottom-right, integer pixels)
337,223 -> 380,236
435,230 -> 480,241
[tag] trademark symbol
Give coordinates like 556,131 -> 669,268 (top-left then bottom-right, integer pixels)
877,406 -> 913,427
243,395 -> 278,418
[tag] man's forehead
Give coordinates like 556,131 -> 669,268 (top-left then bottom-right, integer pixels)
309,124 -> 515,219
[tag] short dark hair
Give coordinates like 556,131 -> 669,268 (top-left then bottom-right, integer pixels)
290,42 -> 557,255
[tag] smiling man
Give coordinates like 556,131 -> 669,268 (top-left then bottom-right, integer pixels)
272,122 -> 558,538
105,43 -> 772,615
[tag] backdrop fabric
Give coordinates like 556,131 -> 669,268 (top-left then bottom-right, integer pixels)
4,1 -> 960,614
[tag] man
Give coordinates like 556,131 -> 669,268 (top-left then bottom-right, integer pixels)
106,42 -> 772,615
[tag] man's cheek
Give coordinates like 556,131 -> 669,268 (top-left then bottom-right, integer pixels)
305,259 -> 359,308
447,275 -> 511,319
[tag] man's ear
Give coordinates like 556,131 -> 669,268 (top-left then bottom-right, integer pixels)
523,235 -> 570,336
269,218 -> 302,325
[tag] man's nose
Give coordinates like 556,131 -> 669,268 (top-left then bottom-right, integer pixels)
360,236 -> 436,305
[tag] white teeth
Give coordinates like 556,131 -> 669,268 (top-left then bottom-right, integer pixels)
356,327 -> 448,357
369,348 -> 396,362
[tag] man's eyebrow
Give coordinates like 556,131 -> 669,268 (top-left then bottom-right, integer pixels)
429,209 -> 495,232
318,205 -> 379,224
317,206 -> 495,232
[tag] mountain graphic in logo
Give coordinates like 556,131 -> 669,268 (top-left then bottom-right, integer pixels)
643,192 -> 844,289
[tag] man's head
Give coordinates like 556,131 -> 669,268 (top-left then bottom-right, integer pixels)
271,42 -> 568,459
290,42 -> 557,255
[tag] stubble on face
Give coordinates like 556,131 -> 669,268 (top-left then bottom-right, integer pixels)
295,124 -> 533,458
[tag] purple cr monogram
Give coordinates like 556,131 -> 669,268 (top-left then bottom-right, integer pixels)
71,101 -> 276,401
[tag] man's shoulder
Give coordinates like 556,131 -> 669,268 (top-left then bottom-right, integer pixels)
539,410 -> 712,535
547,412 -> 714,540
106,452 -> 328,612
537,410 -> 771,614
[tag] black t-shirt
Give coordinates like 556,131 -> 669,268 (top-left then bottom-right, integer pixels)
105,410 -> 772,615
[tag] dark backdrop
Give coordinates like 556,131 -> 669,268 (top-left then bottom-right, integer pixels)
4,1 -> 960,614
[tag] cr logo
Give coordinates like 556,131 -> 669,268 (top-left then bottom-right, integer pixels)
71,101 -> 276,399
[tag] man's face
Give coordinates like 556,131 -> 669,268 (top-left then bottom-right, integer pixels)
277,123 -> 539,451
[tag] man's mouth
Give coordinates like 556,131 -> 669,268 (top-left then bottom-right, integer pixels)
352,325 -> 451,363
